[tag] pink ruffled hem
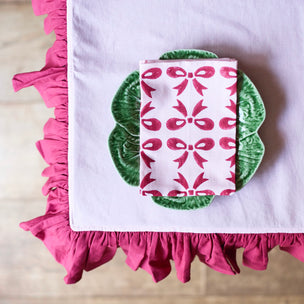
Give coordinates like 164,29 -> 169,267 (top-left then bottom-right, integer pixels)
12,0 -> 304,284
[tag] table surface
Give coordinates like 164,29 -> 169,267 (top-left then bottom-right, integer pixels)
2,2 -> 304,304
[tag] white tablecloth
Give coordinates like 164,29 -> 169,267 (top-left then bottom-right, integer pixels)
68,0 -> 304,232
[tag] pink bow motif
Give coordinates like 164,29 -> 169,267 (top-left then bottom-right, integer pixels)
219,117 -> 236,130
220,98 -> 237,129
141,67 -> 162,97
166,66 -> 215,96
142,138 -> 162,151
219,137 -> 236,168
220,189 -> 235,195
225,99 -> 236,114
219,137 -> 236,150
167,172 -> 214,196
220,66 -> 237,96
167,137 -> 215,169
140,101 -> 155,117
226,171 -> 235,184
166,99 -> 214,131
140,100 -> 162,131
139,172 -> 163,196
140,101 -> 162,167
141,138 -> 162,168
140,189 -> 163,197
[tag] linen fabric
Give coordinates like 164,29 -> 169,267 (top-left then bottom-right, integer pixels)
139,59 -> 237,197
12,0 -> 304,284
68,0 -> 304,232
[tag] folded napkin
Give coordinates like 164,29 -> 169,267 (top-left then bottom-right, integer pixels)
139,59 -> 237,196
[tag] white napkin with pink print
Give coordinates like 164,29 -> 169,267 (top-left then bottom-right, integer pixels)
139,59 -> 238,197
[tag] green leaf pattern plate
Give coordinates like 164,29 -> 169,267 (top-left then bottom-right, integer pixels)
109,49 -> 265,210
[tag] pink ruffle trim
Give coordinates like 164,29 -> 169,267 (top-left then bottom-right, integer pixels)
12,0 -> 304,284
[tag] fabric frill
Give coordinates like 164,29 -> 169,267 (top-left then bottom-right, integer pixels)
12,0 -> 304,284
